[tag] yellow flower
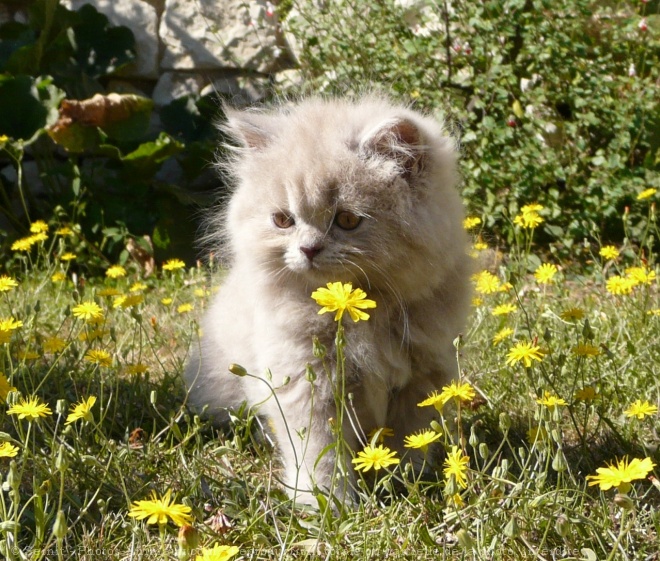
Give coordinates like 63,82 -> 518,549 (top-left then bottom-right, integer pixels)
43,337 -> 67,354
462,216 -> 482,230
78,328 -> 109,342
404,430 -> 442,454
177,303 -> 194,314
418,391 -> 446,413
491,303 -> 516,316
647,308 -> 660,316
162,258 -> 186,271
7,396 -> 52,421
0,317 -> 23,332
446,493 -> 464,508
97,287 -> 121,297
161,297 -> 173,306
625,266 -> 656,286
536,391 -> 567,410
534,263 -> 558,284
586,456 -> 656,493
367,427 -> 394,445
0,373 -> 17,400
624,400 -> 658,420
526,425 -> 549,445
444,446 -> 470,489
60,252 -> 77,261
0,442 -> 19,458
560,307 -> 585,321
351,444 -> 400,472
0,275 -> 18,292
72,301 -> 104,321
472,241 -> 488,251
575,386 -> 598,401
520,203 -> 544,215
66,396 -> 97,424
130,282 -> 148,292
128,489 -> 193,527
636,188 -> 657,200
125,363 -> 149,375
195,545 -> 240,561
55,226 -> 74,236
599,246 -> 619,260
438,380 -> 476,405
113,294 -> 144,309
84,349 -> 112,367
471,297 -> 483,307
311,282 -> 377,322
51,272 -> 66,283
506,341 -> 544,368
106,265 -> 127,279
606,275 -> 636,295
571,343 -> 601,357
492,327 -> 514,346
11,236 -> 37,252
513,211 -> 544,229
29,220 -> 49,234
17,349 -> 39,360
472,270 -> 501,294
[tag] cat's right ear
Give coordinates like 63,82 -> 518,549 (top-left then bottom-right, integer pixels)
221,108 -> 273,150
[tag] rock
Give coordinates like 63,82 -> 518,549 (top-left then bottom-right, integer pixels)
160,0 -> 286,72
152,72 -> 205,107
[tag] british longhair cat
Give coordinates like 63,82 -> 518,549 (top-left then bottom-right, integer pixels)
185,96 -> 472,505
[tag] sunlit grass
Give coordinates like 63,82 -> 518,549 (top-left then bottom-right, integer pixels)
0,206 -> 658,560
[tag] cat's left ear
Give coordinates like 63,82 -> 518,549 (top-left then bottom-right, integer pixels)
359,119 -> 425,178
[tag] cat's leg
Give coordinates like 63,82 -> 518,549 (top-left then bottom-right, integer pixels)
261,378 -> 358,507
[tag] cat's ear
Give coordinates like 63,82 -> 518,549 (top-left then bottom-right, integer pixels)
359,119 -> 425,178
221,108 -> 273,150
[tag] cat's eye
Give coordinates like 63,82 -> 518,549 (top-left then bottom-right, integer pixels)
272,212 -> 295,229
335,211 -> 362,231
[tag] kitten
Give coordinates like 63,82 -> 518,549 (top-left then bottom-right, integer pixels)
185,96 -> 472,505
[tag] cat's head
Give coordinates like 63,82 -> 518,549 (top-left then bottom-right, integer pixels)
215,97 -> 466,299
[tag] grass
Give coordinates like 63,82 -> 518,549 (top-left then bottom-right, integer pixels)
0,204 -> 658,561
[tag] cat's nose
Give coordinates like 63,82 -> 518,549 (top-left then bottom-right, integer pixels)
300,245 -> 323,261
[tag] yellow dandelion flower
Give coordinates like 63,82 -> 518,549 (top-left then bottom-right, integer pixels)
647,308 -> 660,316
404,430 -> 442,454
351,444 -> 400,472
606,275 -> 636,295
29,220 -> 49,234
520,203 -> 544,215
446,493 -> 464,508
17,349 -> 39,360
471,297 -> 483,307
534,263 -> 558,284
128,489 -> 193,527
311,282 -> 377,322
51,272 -> 66,283
0,373 -> 17,400
194,545 -> 240,561
498,281 -> 514,293
113,294 -> 144,309
7,396 -> 52,421
625,266 -> 656,286
492,303 -> 516,316
367,426 -> 394,445
506,341 -> 544,368
571,343 -> 601,357
513,211 -> 544,229
72,301 -> 104,321
492,327 -> 514,346
11,236 -> 37,252
106,265 -> 127,279
125,363 -> 149,375
438,380 -> 476,405
472,270 -> 501,294
624,400 -> 658,420
130,282 -> 148,292
65,396 -> 97,425
55,226 -> 74,236
599,246 -> 619,260
575,386 -> 598,401
560,307 -> 585,321
43,337 -> 67,353
60,252 -> 77,261
84,349 -> 112,367
586,456 -> 656,493
418,391 -> 446,413
0,317 -> 23,332
536,391 -> 567,410
0,275 -> 18,292
162,258 -> 186,271
97,287 -> 121,297
462,216 -> 482,230
161,297 -> 173,306
444,446 -> 470,489
78,328 -> 109,342
526,425 -> 549,445
0,442 -> 19,457
177,303 -> 194,314
636,188 -> 657,201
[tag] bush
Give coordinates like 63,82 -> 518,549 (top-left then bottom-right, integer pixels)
282,0 -> 660,252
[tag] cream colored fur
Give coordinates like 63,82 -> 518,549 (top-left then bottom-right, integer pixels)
184,96 -> 472,505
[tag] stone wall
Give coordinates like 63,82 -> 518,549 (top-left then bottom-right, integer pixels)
55,0 -> 297,106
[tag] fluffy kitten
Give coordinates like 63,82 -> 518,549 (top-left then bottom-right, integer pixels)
185,96 -> 472,505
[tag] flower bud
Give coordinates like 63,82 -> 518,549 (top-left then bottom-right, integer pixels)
305,364 -> 317,382
312,337 -> 326,359
177,524 -> 200,557
228,363 -> 247,377
52,510 -> 67,540
614,493 -> 634,510
478,443 -> 490,460
56,399 -> 68,416
499,412 -> 511,432
504,517 -> 520,538
455,528 -> 475,550
555,514 -> 569,537
552,449 -> 567,472
468,427 -> 479,448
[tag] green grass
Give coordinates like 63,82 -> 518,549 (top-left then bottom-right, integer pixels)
0,207 -> 658,561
